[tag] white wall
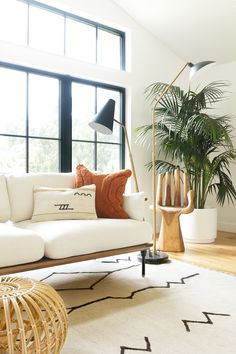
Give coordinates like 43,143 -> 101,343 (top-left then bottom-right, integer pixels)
191,62 -> 236,232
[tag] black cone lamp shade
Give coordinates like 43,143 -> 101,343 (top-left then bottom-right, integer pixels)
89,98 -> 140,193
89,99 -> 115,135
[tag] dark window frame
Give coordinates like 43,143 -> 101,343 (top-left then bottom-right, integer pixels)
16,0 -> 126,70
0,61 -> 126,173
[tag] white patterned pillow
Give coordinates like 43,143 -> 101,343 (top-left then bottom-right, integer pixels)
31,185 -> 97,222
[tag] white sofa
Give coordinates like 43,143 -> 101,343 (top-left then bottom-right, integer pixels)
0,173 -> 152,276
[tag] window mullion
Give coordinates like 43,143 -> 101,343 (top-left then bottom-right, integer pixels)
120,34 -> 126,71
120,91 -> 126,169
27,1 -> 30,46
95,25 -> 98,65
60,77 -> 72,172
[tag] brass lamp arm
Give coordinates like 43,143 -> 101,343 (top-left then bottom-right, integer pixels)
114,118 -> 139,193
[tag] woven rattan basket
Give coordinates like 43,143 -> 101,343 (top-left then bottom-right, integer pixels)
0,276 -> 68,354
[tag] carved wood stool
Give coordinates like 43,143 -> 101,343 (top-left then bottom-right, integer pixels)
156,169 -> 194,252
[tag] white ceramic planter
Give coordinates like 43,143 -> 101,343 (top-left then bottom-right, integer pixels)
180,208 -> 217,243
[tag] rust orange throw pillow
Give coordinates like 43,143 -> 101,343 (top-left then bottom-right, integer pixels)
75,164 -> 132,218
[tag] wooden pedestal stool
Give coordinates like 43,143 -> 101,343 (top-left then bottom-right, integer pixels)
156,169 -> 194,252
0,276 -> 68,354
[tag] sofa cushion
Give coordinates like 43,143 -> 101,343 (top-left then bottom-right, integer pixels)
16,219 -> 152,259
32,185 -> 97,222
0,175 -> 11,222
6,173 -> 75,222
0,223 -> 44,267
75,164 -> 131,219
122,192 -> 148,221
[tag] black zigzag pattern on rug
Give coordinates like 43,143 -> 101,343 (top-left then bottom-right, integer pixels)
120,336 -> 151,353
63,271 -> 199,314
101,256 -> 131,263
182,311 -> 231,332
40,264 -> 140,290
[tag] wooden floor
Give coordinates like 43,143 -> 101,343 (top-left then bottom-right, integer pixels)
167,231 -> 236,276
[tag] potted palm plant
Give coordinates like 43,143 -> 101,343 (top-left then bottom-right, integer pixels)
136,81 -> 236,243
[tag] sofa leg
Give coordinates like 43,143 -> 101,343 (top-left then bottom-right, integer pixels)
141,249 -> 146,277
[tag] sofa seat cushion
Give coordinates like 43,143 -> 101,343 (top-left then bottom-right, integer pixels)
0,223 -> 44,267
16,219 -> 152,259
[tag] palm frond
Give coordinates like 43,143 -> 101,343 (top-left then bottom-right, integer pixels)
211,149 -> 236,175
136,80 -> 236,208
209,171 -> 236,205
194,81 -> 231,108
145,160 -> 180,174
186,113 -> 234,147
145,82 -> 184,105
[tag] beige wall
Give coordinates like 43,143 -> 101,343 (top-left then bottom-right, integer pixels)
192,62 -> 236,232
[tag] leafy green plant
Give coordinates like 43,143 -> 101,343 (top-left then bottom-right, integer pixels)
136,81 -> 236,209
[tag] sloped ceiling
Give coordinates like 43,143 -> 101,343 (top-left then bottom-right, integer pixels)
112,0 -> 236,64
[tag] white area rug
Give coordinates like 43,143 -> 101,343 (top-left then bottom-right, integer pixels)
20,254 -> 236,354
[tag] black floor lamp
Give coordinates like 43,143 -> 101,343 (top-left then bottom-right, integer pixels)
88,60 -> 215,264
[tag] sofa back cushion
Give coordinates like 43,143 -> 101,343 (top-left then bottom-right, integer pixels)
6,173 -> 75,222
0,175 -> 11,222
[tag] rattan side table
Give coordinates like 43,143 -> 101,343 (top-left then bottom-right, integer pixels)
0,276 -> 68,354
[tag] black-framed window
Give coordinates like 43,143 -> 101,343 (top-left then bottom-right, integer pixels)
0,0 -> 126,70
0,62 -> 125,174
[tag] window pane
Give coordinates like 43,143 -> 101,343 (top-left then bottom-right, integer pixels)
29,139 -> 59,172
72,83 -> 95,141
72,142 -> 94,171
66,19 -> 96,63
97,88 -> 121,143
0,136 -> 25,173
97,29 -> 121,69
97,144 -> 120,172
29,6 -> 64,55
0,68 -> 26,135
0,0 -> 27,45
28,74 -> 59,138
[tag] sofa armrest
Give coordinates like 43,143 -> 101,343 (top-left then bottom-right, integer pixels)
122,192 -> 148,221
